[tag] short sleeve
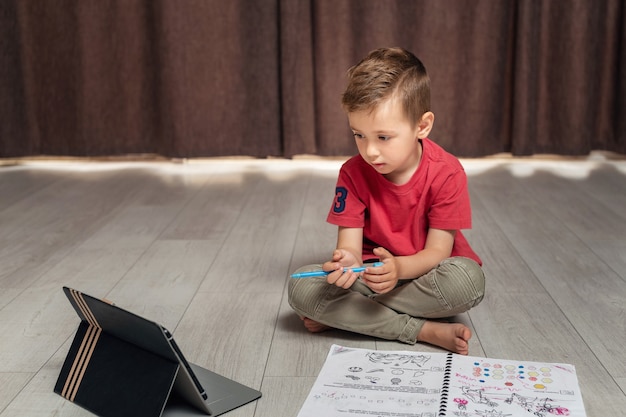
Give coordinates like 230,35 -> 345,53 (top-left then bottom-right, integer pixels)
428,168 -> 472,230
326,163 -> 367,228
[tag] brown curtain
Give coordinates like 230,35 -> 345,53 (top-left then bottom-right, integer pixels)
1,0 -> 625,158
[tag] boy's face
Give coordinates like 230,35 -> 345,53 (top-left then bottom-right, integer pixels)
348,96 -> 432,184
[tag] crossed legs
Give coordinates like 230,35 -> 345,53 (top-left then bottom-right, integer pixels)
288,257 -> 485,354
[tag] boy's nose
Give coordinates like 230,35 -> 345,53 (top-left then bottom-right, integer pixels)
366,142 -> 379,158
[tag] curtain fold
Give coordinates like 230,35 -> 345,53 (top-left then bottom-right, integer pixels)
511,0 -> 623,155
1,0 -> 624,158
618,2 -> 626,150
278,0 -> 316,156
155,0 -> 281,157
0,0 -> 28,156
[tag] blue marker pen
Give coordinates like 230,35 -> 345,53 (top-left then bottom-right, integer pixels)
291,262 -> 384,278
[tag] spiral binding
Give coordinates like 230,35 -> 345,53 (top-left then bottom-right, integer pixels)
438,353 -> 454,416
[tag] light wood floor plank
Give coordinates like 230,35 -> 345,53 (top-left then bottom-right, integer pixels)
0,168 -> 193,308
197,169 -> 311,294
106,240 -> 222,329
520,168 -> 626,281
0,168 -> 61,212
0,373 -> 33,413
617,377 -> 626,394
158,170 -> 256,240
255,377 -> 317,417
0,340 -> 87,417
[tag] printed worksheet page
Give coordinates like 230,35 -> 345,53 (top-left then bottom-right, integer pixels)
445,354 -> 586,416
297,345 -> 448,417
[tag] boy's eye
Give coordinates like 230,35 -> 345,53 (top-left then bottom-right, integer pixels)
353,133 -> 365,139
378,136 -> 391,141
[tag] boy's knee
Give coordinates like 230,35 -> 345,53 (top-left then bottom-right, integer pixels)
287,264 -> 324,313
435,257 -> 485,309
287,275 -> 305,307
287,277 -> 307,315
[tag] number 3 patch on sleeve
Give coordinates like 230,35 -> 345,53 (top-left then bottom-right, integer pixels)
333,186 -> 348,213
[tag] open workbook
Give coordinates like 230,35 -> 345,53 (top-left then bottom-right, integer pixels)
298,344 -> 586,417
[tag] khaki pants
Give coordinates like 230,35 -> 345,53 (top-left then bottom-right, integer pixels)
287,257 -> 485,344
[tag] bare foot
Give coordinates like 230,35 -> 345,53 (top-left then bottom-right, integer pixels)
302,317 -> 332,333
417,321 -> 471,355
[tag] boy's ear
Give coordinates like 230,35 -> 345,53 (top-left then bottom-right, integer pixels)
416,111 -> 435,139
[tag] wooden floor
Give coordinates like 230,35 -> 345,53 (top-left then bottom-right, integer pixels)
0,156 -> 624,417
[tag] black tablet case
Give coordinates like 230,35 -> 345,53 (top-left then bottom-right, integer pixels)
54,287 -> 261,417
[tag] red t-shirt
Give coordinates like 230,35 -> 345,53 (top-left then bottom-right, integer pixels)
326,138 -> 482,265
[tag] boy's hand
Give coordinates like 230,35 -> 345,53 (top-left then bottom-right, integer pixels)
361,247 -> 399,294
323,249 -> 361,289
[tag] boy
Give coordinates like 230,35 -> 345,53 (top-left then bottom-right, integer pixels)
288,47 -> 485,355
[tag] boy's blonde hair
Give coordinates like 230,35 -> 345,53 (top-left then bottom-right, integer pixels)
342,47 -> 430,128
